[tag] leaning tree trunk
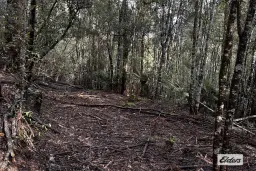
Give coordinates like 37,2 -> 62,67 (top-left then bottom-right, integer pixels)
222,0 -> 256,159
212,0 -> 238,171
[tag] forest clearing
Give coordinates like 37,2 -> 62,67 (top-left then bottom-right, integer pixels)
0,0 -> 256,170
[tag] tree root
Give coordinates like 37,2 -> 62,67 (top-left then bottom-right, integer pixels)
0,114 -> 15,170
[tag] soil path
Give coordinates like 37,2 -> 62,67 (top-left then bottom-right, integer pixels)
17,89 -> 255,171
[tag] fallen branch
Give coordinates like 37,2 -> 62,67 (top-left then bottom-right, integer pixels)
189,95 -> 215,113
196,152 -> 213,164
234,115 -> 256,122
178,165 -> 212,169
54,99 -> 177,117
233,122 -> 255,135
141,138 -> 150,158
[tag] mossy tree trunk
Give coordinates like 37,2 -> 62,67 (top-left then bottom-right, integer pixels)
213,0 -> 238,170
222,0 -> 256,160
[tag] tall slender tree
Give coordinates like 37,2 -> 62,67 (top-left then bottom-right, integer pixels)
213,0 -> 238,170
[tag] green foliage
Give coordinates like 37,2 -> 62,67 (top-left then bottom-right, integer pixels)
91,70 -> 111,90
125,101 -> 136,107
127,94 -> 139,102
201,79 -> 218,110
168,136 -> 175,144
23,111 -> 33,118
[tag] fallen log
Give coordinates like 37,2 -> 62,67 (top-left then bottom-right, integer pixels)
54,99 -> 178,117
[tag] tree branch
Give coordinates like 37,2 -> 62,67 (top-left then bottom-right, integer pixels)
39,10 -> 79,60
234,115 -> 256,122
236,1 -> 242,38
36,0 -> 58,37
54,99 -> 177,117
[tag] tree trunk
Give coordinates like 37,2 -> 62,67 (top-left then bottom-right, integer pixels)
26,0 -> 37,83
115,0 -> 124,93
246,40 -> 256,116
4,0 -> 22,71
188,0 -> 199,114
1,0 -> 27,166
194,0 -> 216,114
120,0 -> 130,94
155,1 -> 172,98
212,0 -> 238,170
227,0 -> 256,118
251,59 -> 256,116
140,33 -> 145,76
107,34 -> 114,90
222,0 -> 256,159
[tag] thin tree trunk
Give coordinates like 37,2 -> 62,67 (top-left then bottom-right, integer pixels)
212,1 -> 238,171
121,32 -> 129,94
155,42 -> 166,97
120,0 -> 130,94
140,33 -> 145,76
155,1 -> 172,98
4,0 -> 22,71
26,0 -> 37,83
116,1 -> 124,93
107,34 -> 114,90
194,0 -> 216,114
189,0 -> 199,114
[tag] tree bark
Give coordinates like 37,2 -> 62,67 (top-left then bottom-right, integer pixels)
120,0 -> 130,94
140,33 -> 145,76
188,0 -> 199,114
194,0 -> 216,115
213,0 -> 238,171
107,34 -> 114,90
26,0 -> 37,83
1,0 -> 27,167
4,0 -> 23,71
155,1 -> 172,98
222,0 -> 256,159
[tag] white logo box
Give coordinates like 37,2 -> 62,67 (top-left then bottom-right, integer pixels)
217,154 -> 243,166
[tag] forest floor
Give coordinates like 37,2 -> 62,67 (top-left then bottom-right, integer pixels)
2,85 -> 256,171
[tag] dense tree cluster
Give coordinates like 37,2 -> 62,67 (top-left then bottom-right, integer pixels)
0,0 -> 255,170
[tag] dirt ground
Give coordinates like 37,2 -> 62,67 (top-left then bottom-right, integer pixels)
2,88 -> 256,171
